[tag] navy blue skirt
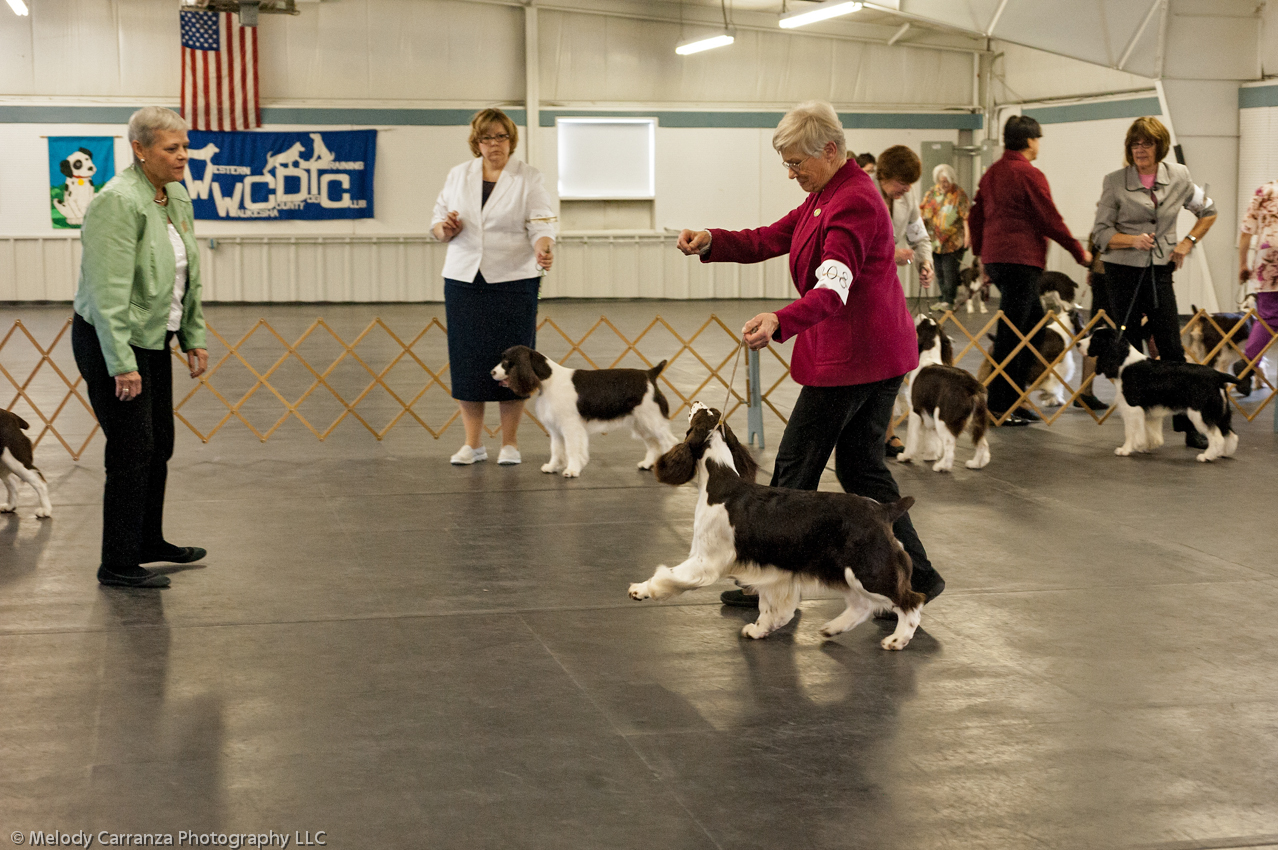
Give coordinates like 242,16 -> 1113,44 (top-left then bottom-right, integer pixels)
445,273 -> 540,402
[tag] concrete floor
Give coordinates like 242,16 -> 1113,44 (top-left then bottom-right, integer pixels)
3,301 -> 1278,850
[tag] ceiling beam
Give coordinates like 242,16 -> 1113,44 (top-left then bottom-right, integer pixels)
1116,0 -> 1163,71
886,22 -> 910,46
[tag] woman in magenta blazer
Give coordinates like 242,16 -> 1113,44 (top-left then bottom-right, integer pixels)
677,101 -> 944,611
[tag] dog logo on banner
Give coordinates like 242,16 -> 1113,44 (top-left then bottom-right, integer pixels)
184,129 -> 376,220
48,137 -> 116,228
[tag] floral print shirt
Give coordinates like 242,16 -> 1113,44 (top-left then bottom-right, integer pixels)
1241,180 -> 1278,292
920,183 -> 970,255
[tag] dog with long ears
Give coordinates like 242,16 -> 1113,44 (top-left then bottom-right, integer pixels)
491,345 -> 677,478
628,404 -> 925,650
899,317 -> 990,472
1182,305 -> 1256,397
1,410 -> 52,519
1081,326 -> 1240,463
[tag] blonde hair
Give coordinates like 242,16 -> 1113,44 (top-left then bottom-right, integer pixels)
932,163 -> 958,186
127,107 -> 189,162
772,101 -> 846,159
467,108 -> 519,158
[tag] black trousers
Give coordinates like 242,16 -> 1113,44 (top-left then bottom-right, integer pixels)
934,250 -> 964,304
985,262 -> 1045,414
1103,261 -> 1192,432
770,378 -> 941,593
72,314 -> 175,569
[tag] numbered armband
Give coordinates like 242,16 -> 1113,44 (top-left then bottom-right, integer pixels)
813,259 -> 853,304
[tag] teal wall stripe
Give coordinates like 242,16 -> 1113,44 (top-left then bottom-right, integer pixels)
1022,96 -> 1161,125
540,109 -> 982,130
0,104 -> 979,130
1240,85 -> 1278,109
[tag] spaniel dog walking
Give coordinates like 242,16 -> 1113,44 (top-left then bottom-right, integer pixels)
491,345 -> 677,477
899,317 -> 991,472
1081,326 -> 1240,462
0,409 -> 52,519
627,404 -> 925,650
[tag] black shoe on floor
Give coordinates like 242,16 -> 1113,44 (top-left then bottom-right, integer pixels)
140,546 -> 207,564
885,437 -> 905,458
876,577 -> 945,620
1073,393 -> 1108,412
1185,431 -> 1209,450
720,589 -> 759,608
97,565 -> 171,589
993,414 -> 1031,427
1013,406 -> 1041,421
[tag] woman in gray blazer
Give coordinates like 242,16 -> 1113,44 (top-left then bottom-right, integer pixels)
1090,116 -> 1216,446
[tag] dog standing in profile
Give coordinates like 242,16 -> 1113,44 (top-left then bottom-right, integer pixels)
1,410 -> 52,519
1081,326 -> 1239,463
899,317 -> 990,472
491,345 -> 677,478
628,404 -> 925,650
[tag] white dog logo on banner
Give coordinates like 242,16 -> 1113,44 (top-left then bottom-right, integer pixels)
53,148 -> 97,226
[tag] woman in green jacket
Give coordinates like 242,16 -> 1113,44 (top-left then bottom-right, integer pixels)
71,106 -> 209,589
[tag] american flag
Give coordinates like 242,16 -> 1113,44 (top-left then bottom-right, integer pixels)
180,9 -> 260,131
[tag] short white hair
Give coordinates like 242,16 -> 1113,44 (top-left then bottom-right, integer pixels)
772,101 -> 846,159
932,163 -> 958,186
128,107 -> 189,159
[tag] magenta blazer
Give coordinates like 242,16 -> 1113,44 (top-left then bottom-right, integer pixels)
703,161 -> 918,387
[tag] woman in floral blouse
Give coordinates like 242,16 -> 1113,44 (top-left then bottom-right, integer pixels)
1240,179 -> 1278,365
920,164 -> 970,311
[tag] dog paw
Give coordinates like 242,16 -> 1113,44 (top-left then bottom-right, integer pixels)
896,454 -> 911,464
880,634 -> 911,651
540,463 -> 560,474
819,622 -> 845,638
965,458 -> 989,469
1196,452 -> 1214,463
562,469 -> 580,478
628,582 -> 652,601
0,504 -> 14,514
636,460 -> 654,470
931,461 -> 952,473
1115,446 -> 1132,457
34,507 -> 51,519
741,623 -> 770,640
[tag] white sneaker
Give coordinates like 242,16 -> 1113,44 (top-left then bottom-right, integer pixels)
933,301 -> 952,312
497,445 -> 522,465
450,445 -> 488,465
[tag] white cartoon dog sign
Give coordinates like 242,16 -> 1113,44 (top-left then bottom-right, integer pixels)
53,148 -> 98,226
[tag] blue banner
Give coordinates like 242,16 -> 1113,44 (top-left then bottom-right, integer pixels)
185,130 -> 376,220
48,136 -> 116,229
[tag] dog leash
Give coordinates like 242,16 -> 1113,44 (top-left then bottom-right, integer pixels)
718,340 -> 745,436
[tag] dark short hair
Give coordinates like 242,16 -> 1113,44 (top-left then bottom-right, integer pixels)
854,152 -> 876,169
1003,115 -> 1042,151
1123,116 -> 1171,166
876,145 -> 921,184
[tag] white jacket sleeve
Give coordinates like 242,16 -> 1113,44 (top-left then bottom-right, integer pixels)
524,168 -> 558,246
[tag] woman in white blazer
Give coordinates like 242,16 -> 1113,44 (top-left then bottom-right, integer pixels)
432,108 -> 557,466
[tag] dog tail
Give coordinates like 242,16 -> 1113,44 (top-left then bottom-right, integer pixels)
881,495 -> 915,524
648,360 -> 670,419
970,389 -> 989,446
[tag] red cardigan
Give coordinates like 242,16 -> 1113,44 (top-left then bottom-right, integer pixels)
969,149 -> 1086,269
704,161 -> 917,387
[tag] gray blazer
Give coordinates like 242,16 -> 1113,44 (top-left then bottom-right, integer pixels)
1091,161 -> 1216,268
888,184 -> 932,266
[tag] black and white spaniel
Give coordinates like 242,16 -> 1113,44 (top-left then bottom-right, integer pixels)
491,345 -> 677,478
1081,326 -> 1240,463
899,317 -> 990,472
627,404 -> 925,650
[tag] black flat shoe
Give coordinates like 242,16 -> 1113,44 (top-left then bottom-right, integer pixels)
994,414 -> 1031,427
1073,393 -> 1108,412
140,546 -> 207,564
720,589 -> 759,608
97,566 -> 170,589
885,437 -> 905,458
1185,431 -> 1209,450
1013,406 -> 1041,421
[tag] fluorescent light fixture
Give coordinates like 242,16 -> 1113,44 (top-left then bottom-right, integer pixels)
6,0 -> 29,15
676,31 -> 735,55
779,1 -> 862,29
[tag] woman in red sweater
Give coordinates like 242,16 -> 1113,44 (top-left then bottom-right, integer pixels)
677,101 -> 944,610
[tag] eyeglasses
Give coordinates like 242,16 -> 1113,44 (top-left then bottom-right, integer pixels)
1130,140 -> 1156,149
478,134 -> 510,145
781,157 -> 810,172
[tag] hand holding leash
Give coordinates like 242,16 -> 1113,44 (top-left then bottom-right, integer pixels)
535,237 -> 554,271
677,230 -> 712,256
742,312 -> 779,350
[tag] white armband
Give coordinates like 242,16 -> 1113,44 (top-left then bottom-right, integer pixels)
813,259 -> 853,305
1185,184 -> 1212,216
905,218 -> 929,245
